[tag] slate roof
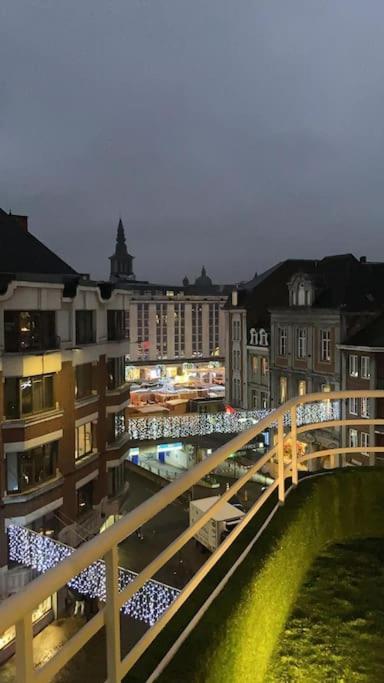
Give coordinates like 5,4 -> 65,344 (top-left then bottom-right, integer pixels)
0,209 -> 77,276
228,254 -> 384,331
343,313 -> 384,348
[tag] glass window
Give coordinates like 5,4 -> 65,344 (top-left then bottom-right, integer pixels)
361,356 -> 371,379
349,397 -> 358,415
75,311 -> 95,345
107,357 -> 125,390
6,441 -> 58,494
296,328 -> 307,358
320,329 -> 331,362
279,376 -> 287,404
4,311 -> 56,352
251,356 -> 258,374
75,364 -> 93,400
361,397 -> 369,418
349,428 -> 358,448
261,357 -> 269,375
5,375 -> 54,419
278,327 -> 287,356
77,481 -> 93,514
298,380 -> 306,396
75,422 -> 94,461
349,354 -> 358,377
107,310 -> 127,341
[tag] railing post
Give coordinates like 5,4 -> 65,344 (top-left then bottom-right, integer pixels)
15,613 -> 34,683
105,546 -> 122,683
277,413 -> 285,503
290,405 -> 298,486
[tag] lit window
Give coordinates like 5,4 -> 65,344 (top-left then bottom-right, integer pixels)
251,356 -> 258,374
298,380 -> 306,396
279,376 -> 287,404
361,356 -> 371,379
361,397 -> 369,418
320,329 -> 331,362
75,422 -> 94,461
261,357 -> 269,375
349,428 -> 358,448
349,354 -> 358,377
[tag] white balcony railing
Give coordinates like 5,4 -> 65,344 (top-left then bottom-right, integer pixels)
0,390 -> 384,683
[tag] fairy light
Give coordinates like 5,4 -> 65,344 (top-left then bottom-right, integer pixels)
8,525 -> 179,626
127,401 -> 341,441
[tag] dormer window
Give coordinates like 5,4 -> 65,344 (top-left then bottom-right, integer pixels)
288,274 -> 314,307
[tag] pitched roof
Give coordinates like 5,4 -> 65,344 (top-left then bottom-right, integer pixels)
0,209 -> 77,276
343,313 -> 384,348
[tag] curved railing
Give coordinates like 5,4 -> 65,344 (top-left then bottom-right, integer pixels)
1,390 -> 384,683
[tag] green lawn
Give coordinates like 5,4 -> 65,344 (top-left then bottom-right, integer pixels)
266,538 -> 384,683
126,469 -> 384,683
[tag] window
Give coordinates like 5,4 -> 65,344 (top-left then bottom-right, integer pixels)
278,327 -> 287,356
108,462 -> 127,497
261,357 -> 269,375
349,354 -> 358,377
174,304 -> 185,357
320,329 -> 331,362
259,329 -> 268,346
4,375 -> 55,419
107,357 -> 125,390
137,304 -> 149,359
361,397 -> 369,418
75,311 -> 95,345
232,320 -> 240,341
114,411 -> 125,440
349,428 -> 358,448
251,389 -> 258,409
233,350 -> 241,371
6,440 -> 58,494
298,380 -> 306,396
296,328 -> 307,358
251,356 -> 258,374
361,432 -> 369,455
156,304 -> 168,358
361,356 -> 371,379
107,310 -> 128,341
260,392 -> 268,410
75,422 -> 94,460
77,481 -> 93,515
232,378 -> 241,404
192,305 -> 203,355
279,376 -> 287,404
4,311 -> 56,352
349,397 -> 358,415
75,363 -> 93,400
209,304 -> 220,355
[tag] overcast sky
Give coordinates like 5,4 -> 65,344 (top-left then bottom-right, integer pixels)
2,1 -> 384,283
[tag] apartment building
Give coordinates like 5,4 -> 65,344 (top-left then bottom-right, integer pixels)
339,313 -> 384,466
270,254 -> 384,455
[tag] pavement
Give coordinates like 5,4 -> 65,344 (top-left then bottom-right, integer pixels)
0,467 -> 263,683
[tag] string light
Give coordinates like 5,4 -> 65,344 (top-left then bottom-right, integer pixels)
8,525 -> 179,626
127,401 -> 340,441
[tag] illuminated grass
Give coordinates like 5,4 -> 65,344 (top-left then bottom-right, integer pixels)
126,469 -> 384,683
266,538 -> 384,682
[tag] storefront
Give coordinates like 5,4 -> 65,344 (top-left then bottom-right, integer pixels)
0,595 -> 54,664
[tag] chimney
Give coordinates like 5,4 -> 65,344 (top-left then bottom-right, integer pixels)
359,256 -> 367,263
9,212 -> 28,232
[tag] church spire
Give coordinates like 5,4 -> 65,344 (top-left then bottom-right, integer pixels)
109,218 -> 135,282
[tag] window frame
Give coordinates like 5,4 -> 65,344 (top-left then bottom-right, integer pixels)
349,354 -> 358,377
320,328 -> 331,362
361,356 -> 371,379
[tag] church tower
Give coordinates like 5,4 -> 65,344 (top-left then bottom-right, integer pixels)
109,219 -> 135,282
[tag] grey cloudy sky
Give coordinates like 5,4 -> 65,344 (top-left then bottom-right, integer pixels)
2,0 -> 384,283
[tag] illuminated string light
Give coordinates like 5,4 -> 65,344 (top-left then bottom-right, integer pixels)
127,402 -> 340,441
8,525 -> 179,626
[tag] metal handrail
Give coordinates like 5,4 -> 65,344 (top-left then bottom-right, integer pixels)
1,389 -> 384,682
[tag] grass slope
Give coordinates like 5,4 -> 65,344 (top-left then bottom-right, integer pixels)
126,469 -> 384,683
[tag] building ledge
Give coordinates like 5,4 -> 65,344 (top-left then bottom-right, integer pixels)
74,394 -> 99,409
2,474 -> 64,504
75,451 -> 99,468
2,409 -> 63,430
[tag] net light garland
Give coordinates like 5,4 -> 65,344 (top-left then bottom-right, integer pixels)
8,525 -> 179,626
127,402 -> 340,441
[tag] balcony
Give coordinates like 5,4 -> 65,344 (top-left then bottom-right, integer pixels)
1,390 -> 384,682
